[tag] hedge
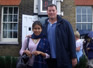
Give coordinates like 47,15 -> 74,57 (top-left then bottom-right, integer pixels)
0,55 -> 88,68
0,56 -> 18,68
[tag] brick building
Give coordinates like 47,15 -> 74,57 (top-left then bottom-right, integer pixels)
0,0 -> 76,56
75,0 -> 93,32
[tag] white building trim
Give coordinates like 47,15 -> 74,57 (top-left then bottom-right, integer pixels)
34,0 -> 64,16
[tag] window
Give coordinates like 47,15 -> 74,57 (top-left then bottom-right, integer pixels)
34,0 -> 63,15
76,6 -> 93,31
38,0 -> 55,15
42,0 -> 52,11
39,17 -> 48,24
1,6 -> 19,43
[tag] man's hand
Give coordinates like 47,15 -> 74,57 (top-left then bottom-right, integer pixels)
72,58 -> 77,68
87,48 -> 90,51
26,35 -> 31,38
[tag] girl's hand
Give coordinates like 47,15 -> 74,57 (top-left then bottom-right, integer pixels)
32,51 -> 42,56
24,50 -> 32,57
32,51 -> 46,57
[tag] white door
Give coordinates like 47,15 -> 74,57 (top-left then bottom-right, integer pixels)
22,14 -> 38,44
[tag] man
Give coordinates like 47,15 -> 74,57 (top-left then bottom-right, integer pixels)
43,4 -> 77,68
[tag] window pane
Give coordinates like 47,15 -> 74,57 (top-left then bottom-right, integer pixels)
82,7 -> 86,14
3,23 -> 7,30
13,23 -> 18,30
76,23 -> 81,30
13,15 -> 17,22
87,7 -> 92,15
39,17 -> 48,24
14,7 -> 18,14
82,23 -> 86,30
76,7 -> 81,14
87,23 -> 92,31
8,15 -> 12,22
7,23 -> 12,30
77,15 -> 81,22
42,0 -> 52,11
88,15 -> 92,22
7,31 -> 12,38
3,15 -> 7,22
9,7 -> 13,14
13,31 -> 17,38
4,7 -> 8,14
3,31 -> 7,38
82,15 -> 86,22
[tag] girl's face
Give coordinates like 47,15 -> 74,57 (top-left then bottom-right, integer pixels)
32,25 -> 42,36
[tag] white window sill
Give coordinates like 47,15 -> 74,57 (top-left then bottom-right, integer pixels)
0,42 -> 19,45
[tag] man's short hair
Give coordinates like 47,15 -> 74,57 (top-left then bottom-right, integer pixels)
46,4 -> 57,10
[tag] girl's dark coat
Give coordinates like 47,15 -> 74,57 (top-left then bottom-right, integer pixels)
33,38 -> 50,68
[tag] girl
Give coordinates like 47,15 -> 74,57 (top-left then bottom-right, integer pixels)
20,21 -> 50,68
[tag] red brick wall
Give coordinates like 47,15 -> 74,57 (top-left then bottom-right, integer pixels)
0,0 -> 21,5
75,0 -> 93,5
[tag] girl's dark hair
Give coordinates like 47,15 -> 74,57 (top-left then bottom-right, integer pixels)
32,21 -> 42,29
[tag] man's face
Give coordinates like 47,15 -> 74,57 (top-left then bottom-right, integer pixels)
47,6 -> 57,19
87,38 -> 91,42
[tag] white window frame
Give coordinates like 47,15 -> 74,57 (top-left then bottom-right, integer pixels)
38,0 -> 55,15
1,6 -> 19,44
40,0 -> 55,13
76,6 -> 93,31
34,0 -> 64,16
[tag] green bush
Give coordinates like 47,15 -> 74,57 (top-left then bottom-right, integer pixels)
0,56 -> 18,68
5,56 -> 11,68
0,56 -> 5,68
75,55 -> 88,68
0,55 -> 88,68
11,57 -> 18,68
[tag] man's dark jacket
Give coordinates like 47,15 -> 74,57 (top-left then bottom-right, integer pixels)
43,15 -> 77,67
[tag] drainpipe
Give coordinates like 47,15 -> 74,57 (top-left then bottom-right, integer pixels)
56,0 -> 64,16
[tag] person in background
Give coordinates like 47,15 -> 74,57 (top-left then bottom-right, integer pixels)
83,34 -> 93,68
20,21 -> 50,68
74,31 -> 83,62
42,4 -> 77,68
